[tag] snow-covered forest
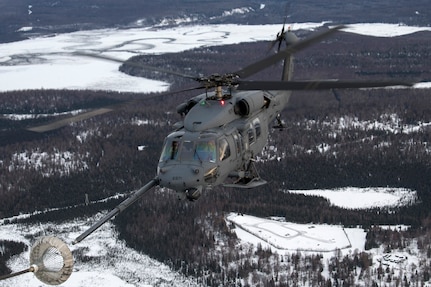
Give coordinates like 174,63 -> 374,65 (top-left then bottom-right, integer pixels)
1,1 -> 431,286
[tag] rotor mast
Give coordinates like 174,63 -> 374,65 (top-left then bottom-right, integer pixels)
216,85 -> 223,99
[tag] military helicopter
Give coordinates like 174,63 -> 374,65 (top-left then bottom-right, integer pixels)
63,24 -> 413,245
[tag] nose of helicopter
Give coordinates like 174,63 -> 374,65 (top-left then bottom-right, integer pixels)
157,164 -> 206,200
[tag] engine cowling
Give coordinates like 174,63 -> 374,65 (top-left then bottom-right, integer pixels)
234,92 -> 265,117
176,99 -> 197,116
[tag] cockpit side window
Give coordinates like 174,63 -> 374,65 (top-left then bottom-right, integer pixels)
218,138 -> 231,161
160,140 -> 180,161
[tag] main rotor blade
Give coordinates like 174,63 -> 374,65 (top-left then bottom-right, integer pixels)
73,178 -> 159,244
26,85 -> 204,133
235,25 -> 345,79
27,108 -> 114,133
236,79 -> 414,90
75,52 -> 199,80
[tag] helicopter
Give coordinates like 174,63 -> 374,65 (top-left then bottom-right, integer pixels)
64,24 -> 414,245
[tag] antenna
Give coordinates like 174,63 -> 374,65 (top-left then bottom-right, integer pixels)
0,236 -> 74,285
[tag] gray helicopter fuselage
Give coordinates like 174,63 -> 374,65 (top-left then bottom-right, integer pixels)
157,89 -> 291,200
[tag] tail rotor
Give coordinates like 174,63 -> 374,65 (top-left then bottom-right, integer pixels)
268,4 -> 297,52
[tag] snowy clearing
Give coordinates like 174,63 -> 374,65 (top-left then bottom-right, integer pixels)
226,187 -> 417,253
227,213 -> 356,253
285,187 -> 417,209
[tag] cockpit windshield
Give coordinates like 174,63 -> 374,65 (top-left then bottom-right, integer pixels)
195,140 -> 216,162
160,139 -> 216,163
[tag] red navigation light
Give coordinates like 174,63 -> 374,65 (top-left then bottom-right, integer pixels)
220,100 -> 225,106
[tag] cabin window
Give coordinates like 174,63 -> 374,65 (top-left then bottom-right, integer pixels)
254,120 -> 261,138
233,133 -> 241,154
218,138 -> 231,161
248,128 -> 255,144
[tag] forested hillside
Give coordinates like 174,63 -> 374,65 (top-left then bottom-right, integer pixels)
1,0 -> 430,43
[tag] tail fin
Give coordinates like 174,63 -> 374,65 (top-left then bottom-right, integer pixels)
281,29 -> 298,81
282,51 -> 294,81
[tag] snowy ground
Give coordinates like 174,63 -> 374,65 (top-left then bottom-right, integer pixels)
0,187 -> 418,286
226,187 -> 424,286
1,23 -> 431,93
0,215 -> 199,287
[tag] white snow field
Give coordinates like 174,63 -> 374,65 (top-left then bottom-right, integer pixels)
1,23 -> 431,93
227,213 -> 355,252
286,187 -> 417,209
